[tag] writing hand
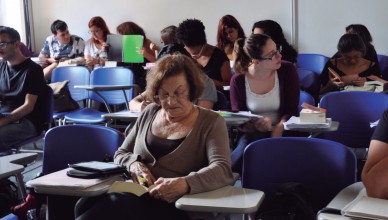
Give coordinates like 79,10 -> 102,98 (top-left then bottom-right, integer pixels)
253,117 -> 272,132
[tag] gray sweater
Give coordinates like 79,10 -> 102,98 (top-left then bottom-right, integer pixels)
114,103 -> 234,194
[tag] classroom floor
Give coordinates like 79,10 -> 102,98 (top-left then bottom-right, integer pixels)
8,140 -> 244,220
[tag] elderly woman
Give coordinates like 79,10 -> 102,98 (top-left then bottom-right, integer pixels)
75,54 -> 234,220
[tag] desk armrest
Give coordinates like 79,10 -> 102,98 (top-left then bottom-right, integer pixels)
175,185 -> 264,214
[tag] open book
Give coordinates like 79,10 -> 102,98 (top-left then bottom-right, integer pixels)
108,181 -> 155,197
342,191 -> 388,220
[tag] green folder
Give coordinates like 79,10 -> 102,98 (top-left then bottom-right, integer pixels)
122,35 -> 144,63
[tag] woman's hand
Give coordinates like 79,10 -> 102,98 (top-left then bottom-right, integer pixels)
271,119 -> 285,137
129,161 -> 156,186
352,77 -> 367,86
86,57 -> 99,66
149,177 -> 189,203
253,117 -> 272,132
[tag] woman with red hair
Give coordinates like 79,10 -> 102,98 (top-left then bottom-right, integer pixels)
85,16 -> 111,70
216,15 -> 246,60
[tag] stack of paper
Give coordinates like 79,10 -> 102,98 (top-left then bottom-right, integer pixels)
342,193 -> 388,220
216,111 -> 263,118
283,116 -> 331,129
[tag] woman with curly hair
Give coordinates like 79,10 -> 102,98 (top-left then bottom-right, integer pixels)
176,18 -> 232,92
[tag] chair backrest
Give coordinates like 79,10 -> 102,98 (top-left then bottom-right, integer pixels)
51,66 -> 90,101
297,54 -> 329,74
297,68 -> 320,101
298,90 -> 315,112
377,54 -> 388,81
213,91 -> 228,111
42,124 -> 125,175
319,91 -> 388,148
242,137 -> 357,210
89,67 -> 135,105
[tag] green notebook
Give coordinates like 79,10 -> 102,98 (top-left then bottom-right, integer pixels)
122,35 -> 144,63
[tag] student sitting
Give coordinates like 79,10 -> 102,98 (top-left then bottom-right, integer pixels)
319,33 -> 383,97
362,109 -> 388,199
230,34 -> 300,174
75,54 -> 234,220
38,20 -> 85,81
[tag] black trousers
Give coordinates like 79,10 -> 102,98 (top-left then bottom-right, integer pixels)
75,192 -> 189,220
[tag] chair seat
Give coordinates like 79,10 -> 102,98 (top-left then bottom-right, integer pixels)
64,108 -> 107,124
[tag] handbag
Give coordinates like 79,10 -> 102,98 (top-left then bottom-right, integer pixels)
48,80 -> 80,112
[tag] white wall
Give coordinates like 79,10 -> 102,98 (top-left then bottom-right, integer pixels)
29,0 -> 293,53
18,0 -> 388,56
297,0 -> 388,56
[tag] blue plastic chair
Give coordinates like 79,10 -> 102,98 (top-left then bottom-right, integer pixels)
297,68 -> 320,101
377,54 -> 388,81
242,137 -> 357,212
42,124 -> 125,175
297,54 -> 329,74
213,91 -> 228,111
318,91 -> 388,150
298,90 -> 315,112
50,66 -> 90,125
63,67 -> 135,125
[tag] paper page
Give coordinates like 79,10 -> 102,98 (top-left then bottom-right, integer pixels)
343,196 -> 388,220
122,35 -> 144,63
108,181 -> 154,197
216,111 -> 263,118
283,116 -> 332,129
370,120 -> 380,128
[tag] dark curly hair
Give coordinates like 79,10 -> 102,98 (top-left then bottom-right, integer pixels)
176,19 -> 207,47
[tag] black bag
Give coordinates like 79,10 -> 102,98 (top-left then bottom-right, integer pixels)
48,80 -> 80,113
0,179 -> 19,216
256,182 -> 316,220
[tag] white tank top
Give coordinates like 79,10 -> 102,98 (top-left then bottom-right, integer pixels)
246,72 -> 280,125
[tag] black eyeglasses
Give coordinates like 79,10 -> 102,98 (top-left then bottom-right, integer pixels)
259,46 -> 282,61
0,41 -> 15,49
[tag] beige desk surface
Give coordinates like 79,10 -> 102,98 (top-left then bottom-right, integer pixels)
0,153 -> 37,179
27,168 -> 124,197
102,110 -> 141,121
317,182 -> 364,220
175,185 -> 264,214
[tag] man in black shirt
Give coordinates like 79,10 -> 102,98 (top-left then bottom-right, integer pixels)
0,26 -> 47,152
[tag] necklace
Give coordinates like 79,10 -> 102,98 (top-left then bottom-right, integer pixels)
191,44 -> 205,59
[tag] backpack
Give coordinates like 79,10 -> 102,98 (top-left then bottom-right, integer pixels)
0,179 -> 19,216
256,182 -> 316,220
48,80 -> 80,113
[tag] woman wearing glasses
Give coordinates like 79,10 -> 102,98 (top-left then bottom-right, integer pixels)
319,33 -> 383,97
230,34 -> 300,174
75,54 -> 234,220
84,16 -> 111,70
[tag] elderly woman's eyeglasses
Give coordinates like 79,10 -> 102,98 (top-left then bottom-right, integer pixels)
0,41 -> 15,49
155,93 -> 189,102
259,46 -> 283,61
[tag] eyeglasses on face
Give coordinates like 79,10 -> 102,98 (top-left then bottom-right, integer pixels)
155,93 -> 190,102
259,45 -> 283,61
0,41 -> 15,49
88,30 -> 101,34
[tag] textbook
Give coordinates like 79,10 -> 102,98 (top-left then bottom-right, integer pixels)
342,194 -> 388,219
108,181 -> 155,197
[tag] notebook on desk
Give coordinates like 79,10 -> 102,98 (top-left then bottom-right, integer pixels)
342,189 -> 388,220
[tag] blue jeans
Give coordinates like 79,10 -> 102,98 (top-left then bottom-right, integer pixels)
0,118 -> 37,152
231,130 -> 308,174
231,131 -> 271,174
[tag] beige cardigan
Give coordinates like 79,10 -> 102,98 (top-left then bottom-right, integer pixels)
114,103 -> 234,194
